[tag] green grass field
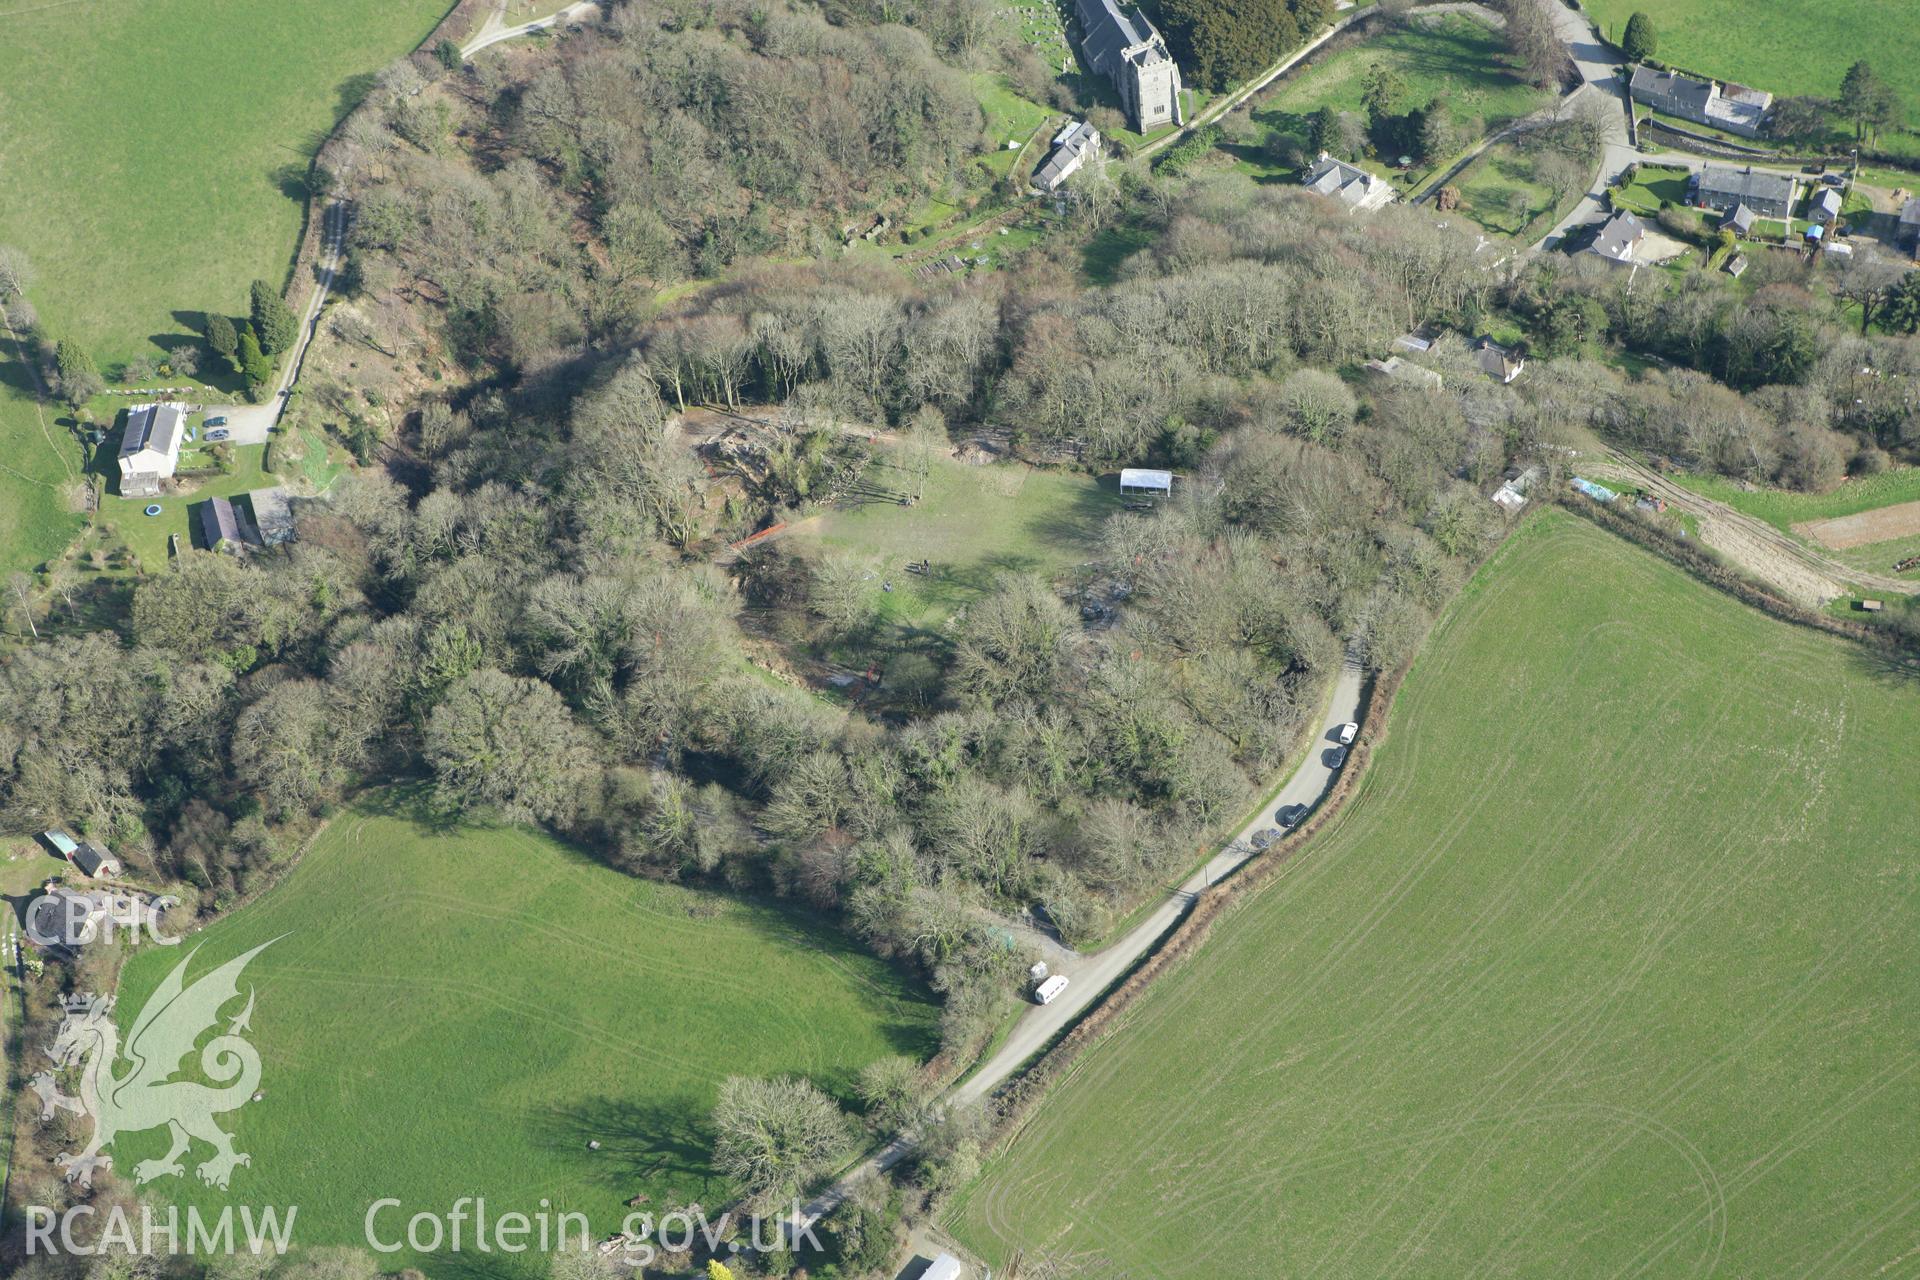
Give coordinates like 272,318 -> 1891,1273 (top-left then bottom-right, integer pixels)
793,453 -> 1110,634
1225,15 -> 1550,186
0,0 -> 451,367
1451,141 -> 1582,240
1586,0 -> 1920,114
113,795 -> 936,1270
951,511 -> 1920,1276
0,351 -> 86,579
1669,466 -> 1920,533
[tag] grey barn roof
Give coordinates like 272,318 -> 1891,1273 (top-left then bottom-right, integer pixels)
199,496 -> 244,548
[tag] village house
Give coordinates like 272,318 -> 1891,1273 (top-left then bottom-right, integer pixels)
1692,165 -> 1798,219
1473,337 -> 1524,384
1302,153 -> 1395,212
1582,210 -> 1648,265
117,401 -> 188,498
197,495 -> 260,550
1072,0 -> 1184,132
1722,203 -> 1756,236
1033,121 -> 1101,193
1628,65 -> 1773,138
1810,186 -> 1845,224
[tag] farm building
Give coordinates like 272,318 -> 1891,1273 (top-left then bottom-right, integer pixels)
1811,187 -> 1844,223
919,1255 -> 965,1280
1692,165 -> 1797,219
1902,197 -> 1920,250
1628,65 -> 1772,138
1581,210 -> 1646,265
118,401 -> 187,498
1119,467 -> 1172,496
71,840 -> 121,878
1033,121 -> 1100,193
1072,0 -> 1184,132
1302,153 -> 1394,212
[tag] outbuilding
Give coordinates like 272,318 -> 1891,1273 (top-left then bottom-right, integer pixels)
71,840 -> 121,879
919,1255 -> 965,1280
1118,467 -> 1172,497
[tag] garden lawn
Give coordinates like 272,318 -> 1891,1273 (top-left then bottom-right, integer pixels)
114,794 -> 937,1272
792,453 -> 1110,635
0,0 -> 452,368
1610,163 -> 1691,215
1230,14 -> 1550,185
951,510 -> 1920,1276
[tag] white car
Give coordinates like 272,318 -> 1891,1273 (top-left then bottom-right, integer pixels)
1336,721 -> 1358,745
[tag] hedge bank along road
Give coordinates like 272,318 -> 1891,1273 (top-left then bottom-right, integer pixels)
795,654 -> 1370,1227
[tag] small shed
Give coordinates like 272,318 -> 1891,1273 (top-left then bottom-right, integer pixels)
71,840 -> 122,879
39,830 -> 79,859
1119,468 -> 1172,497
1858,599 -> 1884,612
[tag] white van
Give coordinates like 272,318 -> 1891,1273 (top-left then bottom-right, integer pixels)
1034,974 -> 1070,1005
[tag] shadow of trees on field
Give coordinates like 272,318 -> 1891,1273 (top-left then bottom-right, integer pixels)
538,1093 -> 723,1202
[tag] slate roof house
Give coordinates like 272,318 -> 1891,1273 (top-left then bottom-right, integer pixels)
1692,165 -> 1797,219
1033,121 -> 1101,192
1722,203 -> 1756,236
1302,153 -> 1395,212
1629,65 -> 1773,138
118,401 -> 187,498
1810,186 -> 1844,224
197,495 -> 259,550
1073,0 -> 1183,132
1583,210 -> 1647,265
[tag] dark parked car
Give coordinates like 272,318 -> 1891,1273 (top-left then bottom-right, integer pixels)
1822,173 -> 1846,186
205,428 -> 230,441
1325,745 -> 1349,769
1277,803 -> 1307,829
203,415 -> 228,428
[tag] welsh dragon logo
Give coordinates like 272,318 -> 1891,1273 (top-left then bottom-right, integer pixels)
29,941 -> 276,1191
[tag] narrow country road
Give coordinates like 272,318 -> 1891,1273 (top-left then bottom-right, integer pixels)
1534,1 -> 1632,248
793,655 -> 1370,1228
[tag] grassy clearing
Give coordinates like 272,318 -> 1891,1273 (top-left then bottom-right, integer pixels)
1225,15 -> 1550,186
950,510 -> 1920,1276
1667,466 -> 1920,533
0,0 -> 451,366
791,452 -> 1111,635
115,793 -> 936,1270
1451,141 -> 1581,240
